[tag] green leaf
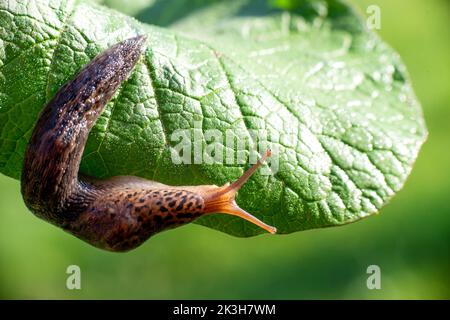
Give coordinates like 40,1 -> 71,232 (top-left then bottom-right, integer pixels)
0,0 -> 427,236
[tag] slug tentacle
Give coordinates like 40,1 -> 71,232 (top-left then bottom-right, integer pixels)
20,36 -> 276,252
192,150 -> 276,235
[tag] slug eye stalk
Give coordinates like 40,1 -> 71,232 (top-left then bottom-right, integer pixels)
199,150 -> 277,235
20,36 -> 276,252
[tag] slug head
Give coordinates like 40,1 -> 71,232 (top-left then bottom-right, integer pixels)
183,150 -> 277,234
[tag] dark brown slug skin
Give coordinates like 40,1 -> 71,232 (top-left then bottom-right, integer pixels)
21,36 -> 276,252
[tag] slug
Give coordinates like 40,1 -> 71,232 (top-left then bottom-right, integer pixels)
20,36 -> 276,252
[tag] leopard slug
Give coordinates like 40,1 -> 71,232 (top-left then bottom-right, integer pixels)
20,35 -> 276,252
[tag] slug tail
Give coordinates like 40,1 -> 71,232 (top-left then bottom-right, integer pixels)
202,150 -> 277,234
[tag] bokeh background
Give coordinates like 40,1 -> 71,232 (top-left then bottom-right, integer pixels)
0,0 -> 448,299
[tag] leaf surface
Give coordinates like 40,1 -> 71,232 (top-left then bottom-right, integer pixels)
0,0 -> 427,236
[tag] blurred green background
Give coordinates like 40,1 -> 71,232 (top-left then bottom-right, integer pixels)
0,0 -> 448,299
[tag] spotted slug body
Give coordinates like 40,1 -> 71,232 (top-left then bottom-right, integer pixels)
20,36 -> 276,252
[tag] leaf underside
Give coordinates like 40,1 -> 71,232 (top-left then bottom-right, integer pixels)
0,0 -> 427,236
